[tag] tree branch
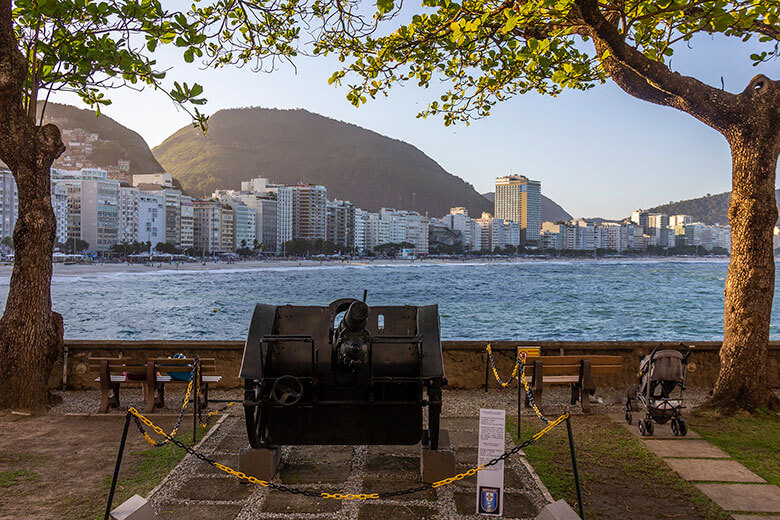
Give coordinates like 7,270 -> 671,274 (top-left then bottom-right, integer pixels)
575,0 -> 742,134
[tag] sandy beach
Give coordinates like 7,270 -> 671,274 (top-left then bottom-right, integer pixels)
0,255 -> 729,278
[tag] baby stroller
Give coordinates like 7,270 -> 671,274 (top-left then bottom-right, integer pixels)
625,343 -> 691,436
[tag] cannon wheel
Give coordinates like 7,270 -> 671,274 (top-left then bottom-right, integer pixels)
244,378 -> 270,448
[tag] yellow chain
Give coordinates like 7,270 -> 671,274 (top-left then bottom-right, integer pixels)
520,369 -> 548,423
129,406 -> 570,499
431,411 -> 569,488
486,344 -> 521,388
199,402 -> 236,428
139,370 -> 195,446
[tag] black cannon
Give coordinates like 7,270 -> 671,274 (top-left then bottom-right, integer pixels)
240,298 -> 446,450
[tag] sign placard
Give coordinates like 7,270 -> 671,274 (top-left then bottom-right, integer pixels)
477,408 -> 505,516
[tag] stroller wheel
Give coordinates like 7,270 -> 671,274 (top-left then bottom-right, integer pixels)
638,420 -> 645,435
625,410 -> 632,425
645,420 -> 654,436
678,419 -> 687,437
671,418 -> 680,436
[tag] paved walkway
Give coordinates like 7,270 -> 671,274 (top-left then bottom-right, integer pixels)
610,415 -> 780,520
148,409 -> 552,519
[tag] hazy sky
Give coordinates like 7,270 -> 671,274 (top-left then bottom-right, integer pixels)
49,27 -> 777,220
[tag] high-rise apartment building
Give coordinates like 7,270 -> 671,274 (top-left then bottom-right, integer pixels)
327,200 -> 356,250
193,200 -> 222,254
179,195 -> 194,250
0,169 -> 17,241
494,175 -> 541,244
138,183 -> 181,247
53,168 -> 119,251
292,184 -> 327,241
132,173 -> 174,188
118,186 -> 139,244
138,192 -> 165,245
52,183 -> 68,244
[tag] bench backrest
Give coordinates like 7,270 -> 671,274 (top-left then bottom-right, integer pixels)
522,355 -> 622,375
88,357 -> 147,374
150,357 -> 218,375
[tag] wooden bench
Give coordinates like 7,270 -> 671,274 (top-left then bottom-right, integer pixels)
89,357 -> 222,413
522,355 -> 623,413
150,357 -> 221,411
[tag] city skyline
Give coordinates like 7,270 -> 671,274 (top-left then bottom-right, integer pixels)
45,30 -> 778,220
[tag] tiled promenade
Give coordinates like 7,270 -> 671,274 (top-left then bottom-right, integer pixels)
610,415 -> 780,520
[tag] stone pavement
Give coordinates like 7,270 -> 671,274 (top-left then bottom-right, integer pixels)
610,415 -> 780,520
148,409 -> 553,519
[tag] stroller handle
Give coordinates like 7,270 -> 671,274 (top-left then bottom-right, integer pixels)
679,342 -> 692,362
649,343 -> 663,361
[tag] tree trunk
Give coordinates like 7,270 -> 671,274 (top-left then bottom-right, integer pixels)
712,131 -> 780,411
0,1 -> 65,411
0,158 -> 64,410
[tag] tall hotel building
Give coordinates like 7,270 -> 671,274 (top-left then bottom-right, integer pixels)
494,175 -> 541,245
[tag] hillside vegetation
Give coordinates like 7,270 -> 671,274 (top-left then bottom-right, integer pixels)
153,107 -> 492,216
41,102 -> 164,174
649,190 -> 780,225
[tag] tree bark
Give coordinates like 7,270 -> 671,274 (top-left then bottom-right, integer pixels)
713,78 -> 780,410
0,1 -> 65,411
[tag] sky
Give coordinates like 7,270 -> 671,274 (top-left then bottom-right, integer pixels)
49,23 -> 778,220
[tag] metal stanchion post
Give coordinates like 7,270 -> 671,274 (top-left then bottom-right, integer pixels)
192,359 -> 199,445
565,415 -> 585,519
517,377 -> 522,439
484,354 -> 489,393
104,412 -> 131,520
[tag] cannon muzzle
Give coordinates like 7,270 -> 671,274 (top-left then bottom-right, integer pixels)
341,301 -> 368,332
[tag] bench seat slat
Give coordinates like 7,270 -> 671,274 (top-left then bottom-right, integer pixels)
542,376 -> 579,384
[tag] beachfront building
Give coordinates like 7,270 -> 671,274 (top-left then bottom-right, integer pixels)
669,214 -> 692,227
193,200 -> 223,254
53,168 -> 120,252
179,195 -> 194,250
214,188 -> 278,253
138,192 -> 165,245
292,184 -> 328,241
631,209 -> 650,234
494,175 -> 542,245
0,168 -> 17,241
138,183 -> 181,247
52,183 -> 68,244
327,199 -> 356,250
118,185 -> 140,244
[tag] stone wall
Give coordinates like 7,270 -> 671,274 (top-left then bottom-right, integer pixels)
54,340 -> 780,392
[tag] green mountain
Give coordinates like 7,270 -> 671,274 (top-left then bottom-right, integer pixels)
648,190 -> 780,225
40,102 -> 164,175
482,192 -> 572,222
153,107 -> 492,216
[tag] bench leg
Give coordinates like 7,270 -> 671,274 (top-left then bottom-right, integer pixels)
110,383 -> 120,410
99,388 -> 110,414
155,383 -> 165,410
579,360 -> 594,414
143,382 -> 156,413
201,383 -> 209,409
570,383 -> 580,405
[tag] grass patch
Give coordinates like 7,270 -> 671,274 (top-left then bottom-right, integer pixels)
689,408 -> 780,486
511,416 -> 731,520
0,469 -> 40,488
101,425 -> 212,508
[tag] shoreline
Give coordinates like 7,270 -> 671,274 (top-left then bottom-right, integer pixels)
0,255 -> 732,278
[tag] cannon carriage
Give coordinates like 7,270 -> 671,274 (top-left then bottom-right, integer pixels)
240,297 -> 447,451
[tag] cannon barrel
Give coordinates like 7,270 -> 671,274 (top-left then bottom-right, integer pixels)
341,301 -> 368,332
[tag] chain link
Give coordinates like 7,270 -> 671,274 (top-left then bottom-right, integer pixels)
132,357 -> 199,447
126,406 -> 568,500
486,344 -> 523,388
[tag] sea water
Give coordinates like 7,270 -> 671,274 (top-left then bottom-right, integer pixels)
1,259 -> 776,341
